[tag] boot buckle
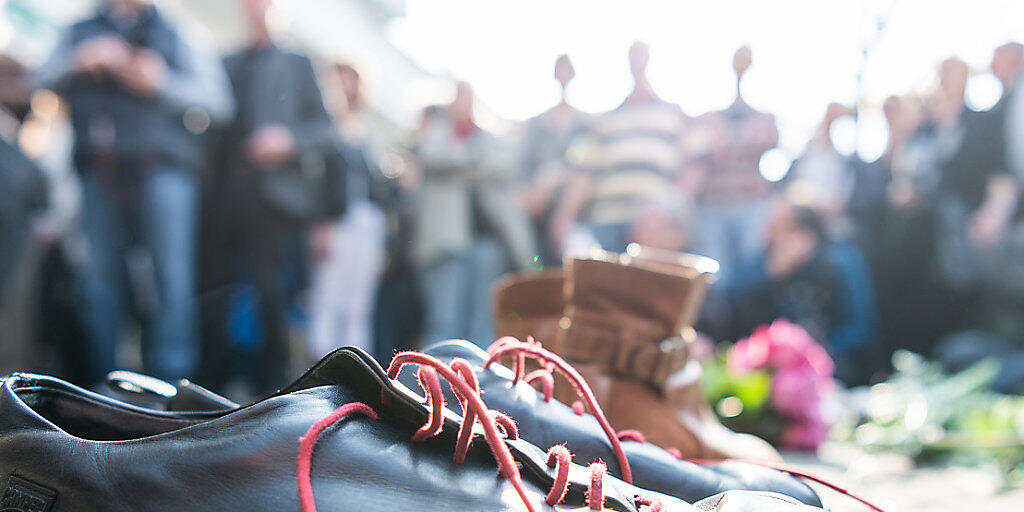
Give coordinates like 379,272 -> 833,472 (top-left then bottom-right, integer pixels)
651,337 -> 688,389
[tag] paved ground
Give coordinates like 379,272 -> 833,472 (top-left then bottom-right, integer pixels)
784,443 -> 1024,511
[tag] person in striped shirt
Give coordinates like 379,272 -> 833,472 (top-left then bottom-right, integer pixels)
552,41 -> 698,254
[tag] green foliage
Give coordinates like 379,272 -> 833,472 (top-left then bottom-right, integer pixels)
702,346 -> 779,442
840,350 -> 1024,486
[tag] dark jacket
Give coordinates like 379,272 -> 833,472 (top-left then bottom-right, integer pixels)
0,138 -> 46,300
210,44 -> 334,224
725,242 -> 877,360
317,141 -> 353,221
35,5 -> 232,174
942,101 -> 1013,212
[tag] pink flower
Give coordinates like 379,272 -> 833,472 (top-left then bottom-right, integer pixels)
770,361 -> 825,422
727,326 -> 771,373
764,319 -> 835,378
726,319 -> 836,451
781,420 -> 830,451
730,319 -> 835,379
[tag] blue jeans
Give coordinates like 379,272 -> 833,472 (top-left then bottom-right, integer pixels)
695,200 -> 769,280
419,237 -> 506,346
79,167 -> 198,383
695,200 -> 769,337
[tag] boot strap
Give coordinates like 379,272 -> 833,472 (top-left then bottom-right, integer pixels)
562,310 -> 688,389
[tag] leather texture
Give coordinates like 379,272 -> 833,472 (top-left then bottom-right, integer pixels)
492,269 -> 566,347
560,251 -> 711,387
2,347 -> 710,512
0,349 -> 826,512
400,340 -> 822,508
491,249 -> 782,463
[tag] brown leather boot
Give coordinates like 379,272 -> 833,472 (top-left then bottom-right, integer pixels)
554,245 -> 782,462
492,269 -> 565,346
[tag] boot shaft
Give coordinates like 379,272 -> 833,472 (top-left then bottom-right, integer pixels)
560,247 -> 718,388
492,269 -> 566,345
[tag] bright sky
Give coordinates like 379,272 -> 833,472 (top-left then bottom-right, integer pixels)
389,0 -> 1024,162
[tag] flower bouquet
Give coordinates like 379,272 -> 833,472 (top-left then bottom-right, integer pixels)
702,319 -> 836,451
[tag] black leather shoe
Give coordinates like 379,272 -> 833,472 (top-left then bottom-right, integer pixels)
397,339 -> 823,507
0,347 -> 823,512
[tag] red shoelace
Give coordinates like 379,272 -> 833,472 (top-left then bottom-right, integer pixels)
296,350 -> 664,512
484,336 -> 887,512
485,336 -> 635,485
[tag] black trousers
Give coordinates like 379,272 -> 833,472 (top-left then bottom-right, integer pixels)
197,180 -> 300,395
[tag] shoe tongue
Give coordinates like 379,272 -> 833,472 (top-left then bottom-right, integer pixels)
288,343 -> 494,397
279,346 -> 460,431
280,346 -> 392,396
280,346 -> 472,424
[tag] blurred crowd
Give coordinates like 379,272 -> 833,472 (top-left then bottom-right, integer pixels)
3,0 -> 1024,396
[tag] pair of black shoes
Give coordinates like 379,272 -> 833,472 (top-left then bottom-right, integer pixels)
0,340 -> 853,511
